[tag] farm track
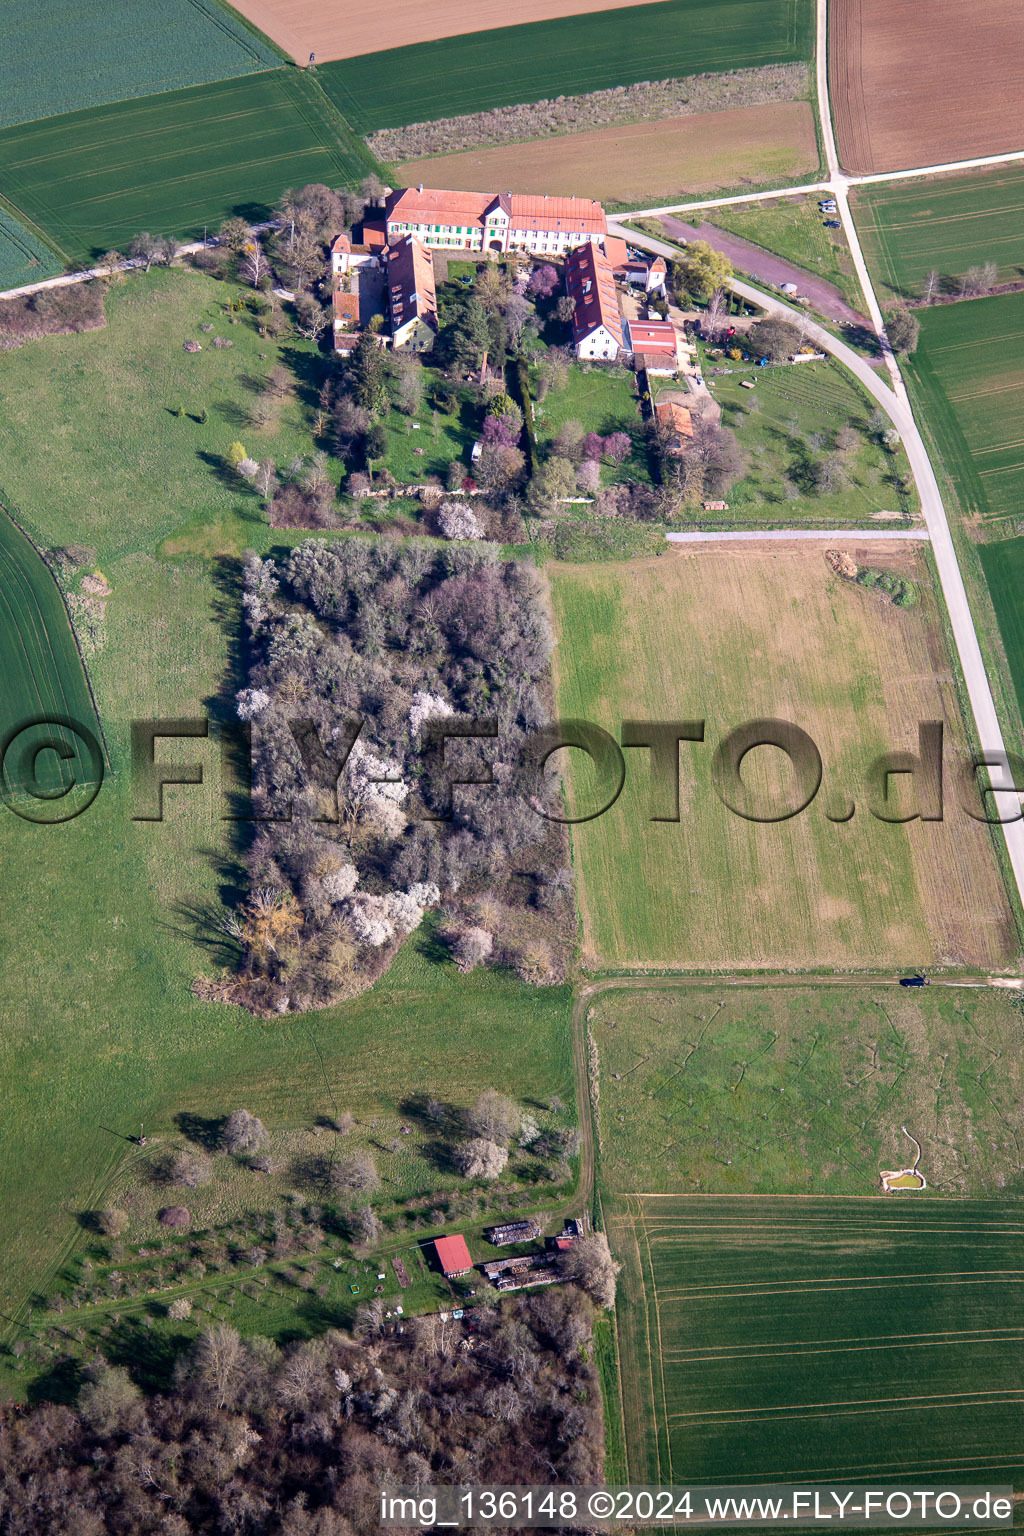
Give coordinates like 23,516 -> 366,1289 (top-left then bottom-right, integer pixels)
659,213 -> 866,322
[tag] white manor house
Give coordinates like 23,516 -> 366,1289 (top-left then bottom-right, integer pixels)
382,185 -> 607,256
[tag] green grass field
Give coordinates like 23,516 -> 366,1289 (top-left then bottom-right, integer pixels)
383,376 -> 479,484
707,195 -> 864,313
319,0 -> 812,133
590,985 -> 1024,1199
596,983 -> 1024,1486
0,71 -> 380,263
979,539 -> 1024,725
904,292 -> 1024,531
548,551 -> 1013,971
0,508 -> 103,799
0,562 -> 575,1375
2,0 -> 281,130
0,204 -> 62,289
607,1193 -> 1024,1484
702,358 -> 918,523
853,167 -> 1024,302
0,267 -> 330,563
0,263 -> 577,1388
533,365 -> 651,486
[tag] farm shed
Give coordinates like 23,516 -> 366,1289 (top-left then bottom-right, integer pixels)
487,1220 -> 542,1245
434,1234 -> 473,1277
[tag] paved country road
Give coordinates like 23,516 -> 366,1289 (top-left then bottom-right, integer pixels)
607,0 -> 1024,915
614,213 -> 1024,895
659,215 -> 867,326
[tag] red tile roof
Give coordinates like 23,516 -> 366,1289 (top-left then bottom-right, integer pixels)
509,193 -> 605,234
435,1234 -> 473,1275
603,234 -> 630,270
565,242 -> 622,347
656,400 -> 693,438
627,319 -> 677,356
333,290 -> 359,324
386,235 -> 437,334
386,187 -> 499,228
385,186 -> 606,238
360,219 -> 387,249
330,232 -> 351,254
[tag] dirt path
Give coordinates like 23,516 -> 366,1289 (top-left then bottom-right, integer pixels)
658,214 -> 867,325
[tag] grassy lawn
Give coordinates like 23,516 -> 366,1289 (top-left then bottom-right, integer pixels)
698,358 -> 919,524
903,293 -> 1024,533
852,165 -> 1024,302
0,266 -> 577,1390
0,71 -> 380,263
382,379 -> 479,484
708,194 -> 864,312
1,0 -> 280,130
607,1192 -> 1024,1485
533,364 -> 650,485
320,0 -> 813,133
590,984 -> 1024,1198
0,266 -> 333,563
548,548 -> 1013,971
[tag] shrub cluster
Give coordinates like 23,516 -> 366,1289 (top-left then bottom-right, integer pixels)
0,1294 -> 603,1534
226,538 -> 574,1012
368,63 -> 808,160
0,281 -> 105,346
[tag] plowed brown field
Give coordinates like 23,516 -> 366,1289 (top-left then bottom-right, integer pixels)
397,102 -> 818,206
830,0 -> 1024,173
229,0 -> 671,63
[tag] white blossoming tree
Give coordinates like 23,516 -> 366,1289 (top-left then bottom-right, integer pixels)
437,501 -> 485,540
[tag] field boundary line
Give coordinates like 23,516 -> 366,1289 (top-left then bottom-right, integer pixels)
0,499 -> 109,767
665,527 -> 927,542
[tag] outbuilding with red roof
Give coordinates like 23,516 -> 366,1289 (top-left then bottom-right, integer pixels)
434,1234 -> 473,1277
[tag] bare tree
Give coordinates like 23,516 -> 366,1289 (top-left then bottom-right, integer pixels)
293,292 -> 330,341
920,268 -> 940,305
329,1151 -> 379,1195
704,286 -> 727,342
450,924 -> 493,970
191,1323 -> 244,1409
349,1204 -> 383,1250
127,232 -> 161,273
223,1109 -> 268,1155
255,460 -> 278,500
559,1231 -> 620,1308
465,1089 -> 520,1145
240,239 -> 267,290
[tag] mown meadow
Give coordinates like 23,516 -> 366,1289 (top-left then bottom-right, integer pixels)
549,549 -> 1013,972
0,268 -> 576,1394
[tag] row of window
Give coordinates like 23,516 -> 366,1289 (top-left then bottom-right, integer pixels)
389,220 -> 590,244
